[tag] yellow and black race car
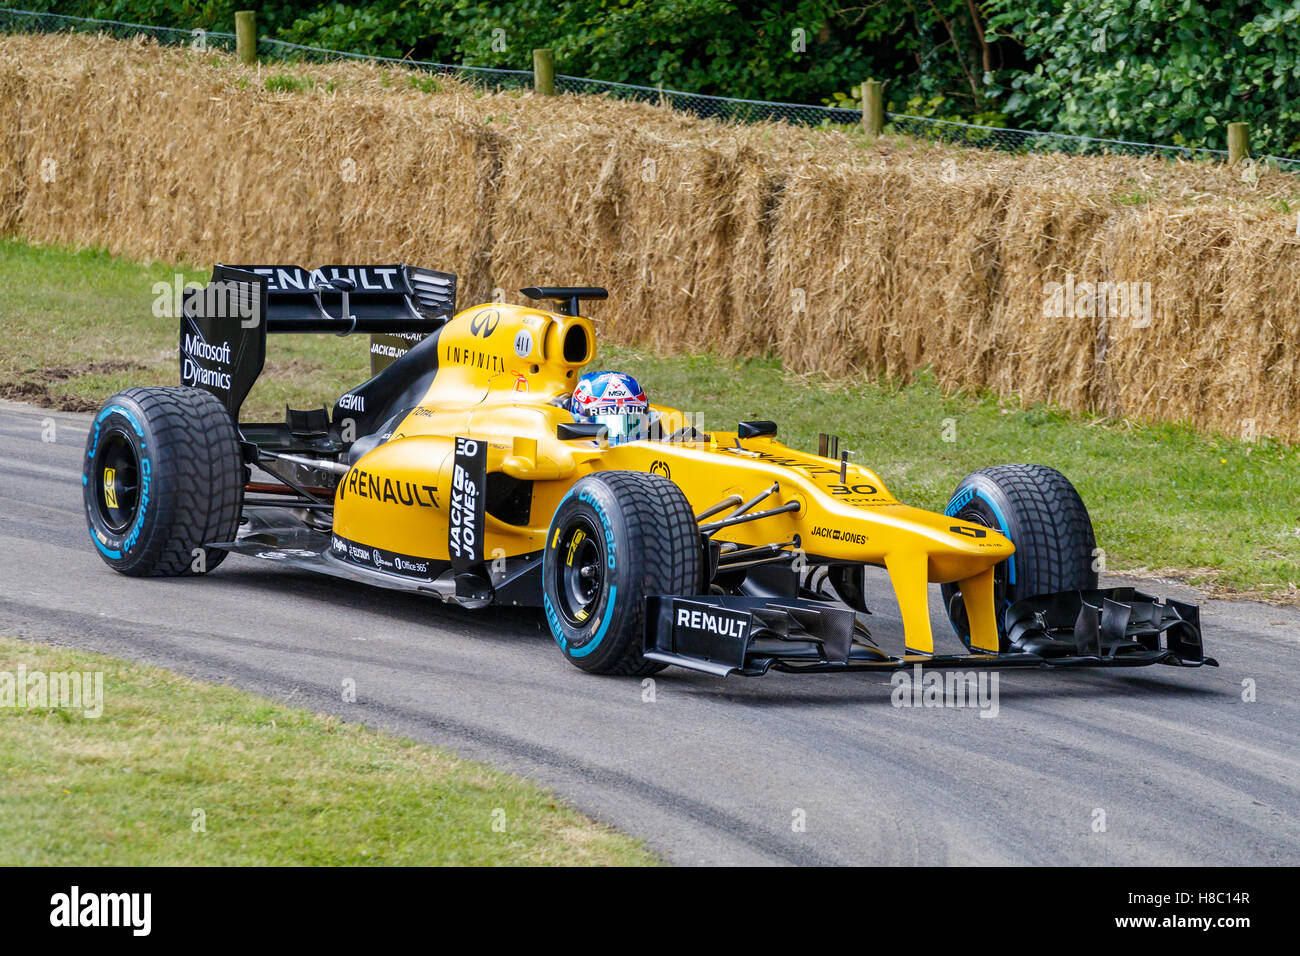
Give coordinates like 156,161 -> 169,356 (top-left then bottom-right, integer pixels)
82,264 -> 1216,677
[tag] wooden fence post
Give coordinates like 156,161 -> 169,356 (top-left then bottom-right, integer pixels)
1227,122 -> 1250,165
533,49 -> 555,95
235,11 -> 257,66
862,80 -> 883,136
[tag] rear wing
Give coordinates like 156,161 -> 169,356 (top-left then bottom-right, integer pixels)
218,264 -> 455,331
180,263 -> 456,422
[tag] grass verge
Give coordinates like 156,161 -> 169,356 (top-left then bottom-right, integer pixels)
2,237 -> 1297,601
0,636 -> 655,865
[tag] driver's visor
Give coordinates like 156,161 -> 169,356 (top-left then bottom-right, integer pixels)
589,412 -> 651,443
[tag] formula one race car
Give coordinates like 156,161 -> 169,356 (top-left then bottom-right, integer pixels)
82,263 -> 1217,677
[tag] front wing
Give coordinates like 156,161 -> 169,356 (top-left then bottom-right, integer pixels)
643,588 -> 1217,677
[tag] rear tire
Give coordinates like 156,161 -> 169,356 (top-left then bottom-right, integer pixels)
543,471 -> 702,675
940,464 -> 1096,651
83,387 -> 244,577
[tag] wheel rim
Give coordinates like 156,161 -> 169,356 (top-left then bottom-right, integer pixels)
555,516 -> 605,628
92,429 -> 140,534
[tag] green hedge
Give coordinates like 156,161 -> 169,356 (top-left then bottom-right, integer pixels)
13,1 -> 1297,156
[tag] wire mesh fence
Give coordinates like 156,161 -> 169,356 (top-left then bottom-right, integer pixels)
255,36 -> 535,91
563,73 -> 1300,168
555,73 -> 863,126
0,6 -> 237,52
3,6 -> 1297,170
888,113 -> 1234,163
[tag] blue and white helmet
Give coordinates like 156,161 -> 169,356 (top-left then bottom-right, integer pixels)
572,371 -> 650,443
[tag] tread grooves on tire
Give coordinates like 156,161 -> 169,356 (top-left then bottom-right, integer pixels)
599,472 -> 700,676
545,471 -> 701,676
86,387 -> 244,577
941,463 -> 1096,649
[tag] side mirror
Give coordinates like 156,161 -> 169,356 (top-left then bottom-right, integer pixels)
521,286 -> 608,317
737,420 -> 777,439
557,421 -> 608,442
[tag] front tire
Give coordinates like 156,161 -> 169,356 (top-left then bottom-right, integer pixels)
543,472 -> 702,675
83,387 -> 244,576
940,464 -> 1096,651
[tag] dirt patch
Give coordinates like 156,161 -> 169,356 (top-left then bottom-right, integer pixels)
0,386 -> 97,412
1118,565 -> 1300,607
0,360 -> 145,412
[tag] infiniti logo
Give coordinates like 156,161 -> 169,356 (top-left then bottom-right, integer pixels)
469,308 -> 500,338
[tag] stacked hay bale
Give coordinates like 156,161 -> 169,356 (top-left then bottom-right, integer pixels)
2,32 -> 1297,440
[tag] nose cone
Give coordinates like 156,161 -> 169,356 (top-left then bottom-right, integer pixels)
927,517 -> 1013,582
943,518 -> 1014,556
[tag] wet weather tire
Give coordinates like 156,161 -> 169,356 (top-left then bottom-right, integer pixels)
83,387 -> 244,577
940,464 -> 1096,651
544,471 -> 702,676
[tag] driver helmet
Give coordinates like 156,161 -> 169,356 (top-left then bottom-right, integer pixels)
571,371 -> 651,443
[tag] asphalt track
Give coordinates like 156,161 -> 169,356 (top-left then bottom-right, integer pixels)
2,399 -> 1297,865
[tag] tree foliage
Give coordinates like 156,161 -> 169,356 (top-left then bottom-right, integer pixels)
16,0 -> 1298,154
986,0 -> 1300,155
